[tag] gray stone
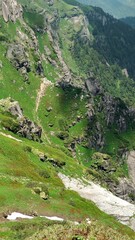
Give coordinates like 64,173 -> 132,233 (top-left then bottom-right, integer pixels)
0,98 -> 42,141
1,0 -> 22,23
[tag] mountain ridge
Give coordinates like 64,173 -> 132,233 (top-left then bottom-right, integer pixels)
77,0 -> 135,18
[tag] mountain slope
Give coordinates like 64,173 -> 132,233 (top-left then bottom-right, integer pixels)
121,17 -> 135,29
1,0 -> 135,239
77,0 -> 135,18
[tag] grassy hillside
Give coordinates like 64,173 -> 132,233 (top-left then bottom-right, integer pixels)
0,115 -> 135,239
0,0 -> 135,238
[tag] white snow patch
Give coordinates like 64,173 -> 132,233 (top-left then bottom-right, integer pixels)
7,212 -> 64,222
7,212 -> 33,220
42,216 -> 64,221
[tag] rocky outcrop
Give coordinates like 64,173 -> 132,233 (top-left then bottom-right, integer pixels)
17,118 -> 42,141
102,95 -> 132,132
127,151 -> 135,185
0,97 -> 23,118
88,122 -> 105,149
1,0 -> 22,22
6,43 -> 31,81
110,178 -> 135,203
86,77 -> 135,141
0,98 -> 42,141
33,186 -> 49,200
47,0 -> 54,6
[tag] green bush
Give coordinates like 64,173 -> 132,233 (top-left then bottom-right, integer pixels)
39,170 -> 50,179
1,116 -> 19,133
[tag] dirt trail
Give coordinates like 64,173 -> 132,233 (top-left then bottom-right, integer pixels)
36,78 -> 53,112
35,78 -> 53,144
127,151 -> 135,185
58,173 -> 135,230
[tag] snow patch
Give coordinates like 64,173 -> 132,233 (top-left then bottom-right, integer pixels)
42,216 -> 64,221
7,212 -> 33,220
7,212 -> 64,222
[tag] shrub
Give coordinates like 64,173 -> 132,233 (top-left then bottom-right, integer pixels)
39,170 -> 50,179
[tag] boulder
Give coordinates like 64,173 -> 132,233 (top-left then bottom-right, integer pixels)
33,186 -> 49,200
40,191 -> 48,200
39,153 -> 47,162
0,97 -> 23,118
18,118 -> 42,142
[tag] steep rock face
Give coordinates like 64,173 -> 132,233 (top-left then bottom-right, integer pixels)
7,43 -> 31,81
0,0 -> 22,22
87,77 -> 134,129
102,95 -> 133,132
0,98 -> 42,141
85,76 -> 135,149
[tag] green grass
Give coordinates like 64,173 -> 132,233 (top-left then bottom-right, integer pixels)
1,1 -> 135,238
0,126 -> 134,237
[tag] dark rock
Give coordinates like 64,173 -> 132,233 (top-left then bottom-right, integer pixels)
48,0 -> 54,6
47,158 -> 66,168
39,153 -> 47,162
85,78 -> 101,96
48,123 -> 54,127
6,43 -> 31,80
18,118 -> 42,142
57,131 -> 69,140
36,61 -> 44,76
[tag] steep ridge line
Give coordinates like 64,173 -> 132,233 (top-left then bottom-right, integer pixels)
58,173 -> 135,230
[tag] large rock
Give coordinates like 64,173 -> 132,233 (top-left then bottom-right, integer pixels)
18,118 -> 42,142
7,43 -> 31,80
0,97 -> 23,118
0,98 -> 42,141
1,0 -> 22,22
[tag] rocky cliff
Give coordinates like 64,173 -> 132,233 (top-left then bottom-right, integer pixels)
0,0 -> 22,22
